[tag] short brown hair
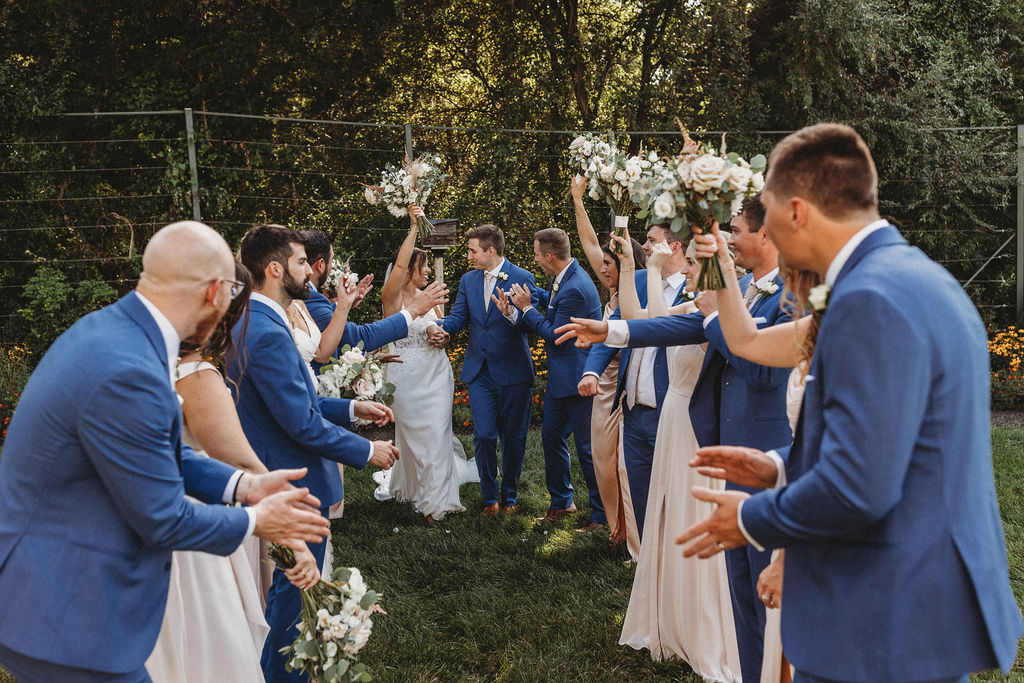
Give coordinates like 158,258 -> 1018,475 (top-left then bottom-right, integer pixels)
465,223 -> 504,256
534,228 -> 571,260
765,123 -> 878,219
238,224 -> 304,287
740,193 -> 766,232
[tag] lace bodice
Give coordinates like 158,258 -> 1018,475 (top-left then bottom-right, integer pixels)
393,309 -> 439,350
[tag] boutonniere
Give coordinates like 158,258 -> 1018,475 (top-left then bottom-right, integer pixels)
808,283 -> 831,312
756,281 -> 780,297
679,290 -> 695,302
552,281 -> 560,293
496,271 -> 509,282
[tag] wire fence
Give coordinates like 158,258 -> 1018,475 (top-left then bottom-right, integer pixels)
0,110 -> 1019,353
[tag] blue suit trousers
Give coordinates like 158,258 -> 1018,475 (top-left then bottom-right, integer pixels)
541,392 -> 604,523
620,403 -> 661,539
261,508 -> 329,683
466,362 -> 532,506
0,640 -> 152,683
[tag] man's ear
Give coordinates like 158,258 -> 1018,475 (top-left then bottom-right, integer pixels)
265,260 -> 283,281
203,279 -> 222,306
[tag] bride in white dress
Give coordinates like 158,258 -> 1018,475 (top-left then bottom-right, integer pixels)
374,206 -> 478,521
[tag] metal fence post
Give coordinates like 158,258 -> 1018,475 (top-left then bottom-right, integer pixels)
405,123 -> 414,160
185,108 -> 201,221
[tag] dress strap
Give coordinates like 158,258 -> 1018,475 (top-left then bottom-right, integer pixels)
175,360 -> 218,381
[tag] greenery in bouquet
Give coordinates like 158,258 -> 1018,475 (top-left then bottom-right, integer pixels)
362,154 -> 446,240
323,257 -> 360,299
566,133 -> 655,249
636,133 -> 766,290
269,544 -> 382,683
317,342 -> 395,424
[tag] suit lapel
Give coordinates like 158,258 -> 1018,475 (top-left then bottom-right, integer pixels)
121,291 -> 174,382
483,260 -> 510,324
548,260 -> 578,314
835,225 -> 906,287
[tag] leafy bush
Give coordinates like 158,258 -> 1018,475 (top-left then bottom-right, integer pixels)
18,266 -> 118,357
989,326 -> 1024,409
0,345 -> 32,444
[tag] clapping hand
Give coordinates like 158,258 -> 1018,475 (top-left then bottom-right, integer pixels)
689,445 -> 779,489
554,317 -> 609,348
352,273 -> 374,308
237,468 -> 321,509
250,487 -> 331,550
509,283 -> 532,310
353,401 -> 395,427
491,287 -> 514,316
647,242 -> 672,272
674,488 -> 750,558
407,281 -> 450,318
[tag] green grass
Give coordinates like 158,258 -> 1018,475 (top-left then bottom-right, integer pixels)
3,429 -> 1024,681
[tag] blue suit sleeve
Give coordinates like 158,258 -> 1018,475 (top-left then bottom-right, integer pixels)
442,275 -> 470,334
624,311 -> 708,348
339,313 -> 409,353
522,288 -> 584,343
76,369 -> 248,555
319,397 -> 354,429
741,292 -> 930,548
245,326 -> 371,469
703,314 -> 793,391
180,443 -> 239,504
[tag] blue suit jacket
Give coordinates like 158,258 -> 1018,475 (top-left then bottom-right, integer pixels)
742,227 -> 1023,680
305,284 -> 409,373
620,273 -> 792,452
441,259 -> 539,386
227,299 -> 371,508
583,270 -> 690,407
521,259 -> 602,399
0,292 -> 249,674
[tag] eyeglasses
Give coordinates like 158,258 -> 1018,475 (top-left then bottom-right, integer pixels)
224,279 -> 245,300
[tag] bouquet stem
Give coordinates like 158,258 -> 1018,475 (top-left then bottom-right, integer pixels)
692,217 -> 728,291
416,213 -> 433,241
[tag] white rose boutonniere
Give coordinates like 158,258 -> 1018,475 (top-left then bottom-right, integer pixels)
552,281 -> 560,293
496,271 -> 509,282
756,281 -> 780,297
808,284 -> 831,312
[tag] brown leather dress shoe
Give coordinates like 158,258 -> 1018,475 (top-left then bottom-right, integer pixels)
535,502 -> 577,522
500,504 -> 517,515
481,503 -> 499,517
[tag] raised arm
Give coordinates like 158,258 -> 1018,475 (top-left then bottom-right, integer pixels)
609,232 -> 645,320
310,284 -> 359,362
696,225 -> 808,367
381,205 -> 422,317
176,355 -> 269,475
570,175 -> 611,290
645,241 -> 674,318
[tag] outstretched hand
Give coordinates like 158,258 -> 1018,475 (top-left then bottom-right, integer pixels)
554,317 -> 609,347
353,401 -> 395,427
408,281 -> 449,318
675,487 -> 750,558
509,283 -> 532,310
251,487 -> 331,550
689,446 -> 779,489
491,287 -> 514,316
239,468 -> 321,510
352,273 -> 374,308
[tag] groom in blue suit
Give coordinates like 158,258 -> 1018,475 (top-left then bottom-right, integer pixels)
500,228 -> 604,525
680,124 -> 1023,682
556,198 -> 791,682
427,224 -> 540,514
230,224 -> 401,683
0,222 -> 330,682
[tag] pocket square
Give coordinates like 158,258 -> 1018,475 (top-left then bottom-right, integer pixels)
752,316 -> 768,325
805,374 -> 816,382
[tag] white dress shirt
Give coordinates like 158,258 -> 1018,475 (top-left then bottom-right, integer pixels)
250,291 -> 372,465
136,291 -> 255,537
702,266 -> 780,329
736,219 -> 890,551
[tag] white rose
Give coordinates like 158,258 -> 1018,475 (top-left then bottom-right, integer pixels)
340,349 -> 364,366
689,154 -> 730,192
588,187 -> 601,201
613,168 -> 628,184
648,151 -> 659,163
364,187 -> 377,205
581,141 -> 594,157
676,159 -> 693,187
751,171 -> 765,192
599,163 -> 616,182
658,172 -> 678,191
353,377 -> 376,399
569,135 -> 585,151
808,284 -> 831,312
727,164 -> 753,192
652,191 -> 676,219
731,196 -> 744,216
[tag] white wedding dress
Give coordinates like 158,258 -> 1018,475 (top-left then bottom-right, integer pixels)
373,309 -> 478,520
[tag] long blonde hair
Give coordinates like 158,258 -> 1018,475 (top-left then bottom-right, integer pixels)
779,259 -> 823,378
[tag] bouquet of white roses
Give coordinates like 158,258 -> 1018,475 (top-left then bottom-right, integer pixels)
323,257 -> 360,298
362,154 -> 446,240
317,342 -> 395,425
567,133 -> 656,247
270,545 -> 382,683
636,133 -> 766,290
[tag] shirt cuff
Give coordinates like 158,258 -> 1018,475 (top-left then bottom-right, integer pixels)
224,470 -> 245,504
243,508 -> 257,539
365,442 -> 373,465
702,311 -> 719,328
605,319 -> 629,347
582,371 -> 600,379
737,498 -> 766,552
349,401 -> 357,422
399,310 -> 414,325
765,449 -> 787,488
504,308 -> 520,323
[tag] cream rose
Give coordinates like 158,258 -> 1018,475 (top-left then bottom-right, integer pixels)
340,349 -> 364,366
751,171 -> 765,192
652,191 -> 676,220
727,164 -> 753,192
689,154 -> 730,192
353,377 -> 377,399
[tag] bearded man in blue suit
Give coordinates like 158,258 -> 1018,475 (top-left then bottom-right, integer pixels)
678,124 -> 1023,682
0,222 -> 330,683
230,224 -> 402,683
426,224 -> 540,515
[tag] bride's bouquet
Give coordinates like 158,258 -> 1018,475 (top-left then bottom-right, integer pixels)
635,133 -> 766,290
269,545 -> 383,683
362,154 -> 447,240
323,257 -> 359,298
317,342 -> 395,425
567,132 -> 655,249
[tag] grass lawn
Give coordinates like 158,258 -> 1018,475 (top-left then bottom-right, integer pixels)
2,428 -> 1024,681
